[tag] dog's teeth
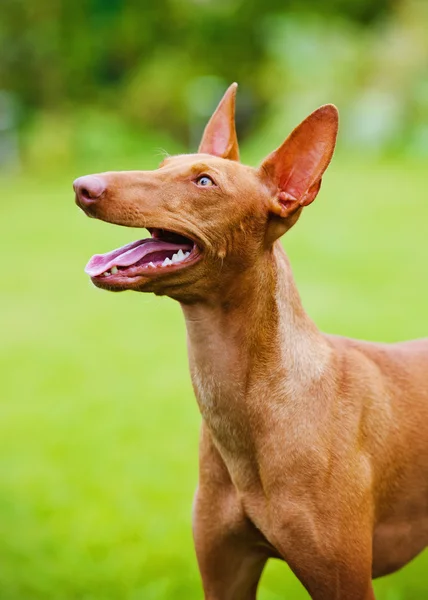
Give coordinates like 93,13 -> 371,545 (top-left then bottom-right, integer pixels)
104,270 -> 111,276
149,262 -> 155,268
170,249 -> 186,264
110,266 -> 118,274
161,251 -> 190,267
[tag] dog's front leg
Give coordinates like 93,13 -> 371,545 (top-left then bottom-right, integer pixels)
290,556 -> 376,600
272,500 -> 376,600
193,507 -> 267,600
193,426 -> 269,600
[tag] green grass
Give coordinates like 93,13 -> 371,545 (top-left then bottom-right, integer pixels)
1,150 -> 427,599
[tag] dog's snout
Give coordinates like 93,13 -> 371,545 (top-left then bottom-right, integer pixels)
73,175 -> 106,207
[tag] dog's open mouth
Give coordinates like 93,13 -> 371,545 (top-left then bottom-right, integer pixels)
85,228 -> 199,281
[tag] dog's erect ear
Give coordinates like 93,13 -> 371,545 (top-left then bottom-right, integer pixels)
198,83 -> 239,161
259,104 -> 338,235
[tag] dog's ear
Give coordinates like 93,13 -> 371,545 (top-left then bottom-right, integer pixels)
198,83 -> 239,161
259,104 -> 338,239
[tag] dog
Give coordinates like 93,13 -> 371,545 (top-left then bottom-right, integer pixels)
75,83 -> 428,599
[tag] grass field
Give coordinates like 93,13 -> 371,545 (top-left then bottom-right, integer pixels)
1,149 -> 427,599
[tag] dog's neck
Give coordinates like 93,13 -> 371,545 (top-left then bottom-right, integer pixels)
181,242 -> 331,461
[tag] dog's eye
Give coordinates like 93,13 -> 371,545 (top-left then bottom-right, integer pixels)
196,175 -> 215,187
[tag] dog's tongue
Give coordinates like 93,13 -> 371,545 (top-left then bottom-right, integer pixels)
85,238 -> 191,277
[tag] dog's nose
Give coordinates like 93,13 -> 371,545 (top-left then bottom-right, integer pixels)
73,175 -> 106,207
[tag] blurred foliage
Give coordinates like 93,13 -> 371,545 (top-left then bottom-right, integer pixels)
1,0 -> 391,110
0,0 -> 427,164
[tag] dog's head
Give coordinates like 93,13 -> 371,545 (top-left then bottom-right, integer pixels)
75,84 -> 338,302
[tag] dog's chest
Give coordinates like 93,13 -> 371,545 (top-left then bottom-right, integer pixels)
190,360 -> 250,451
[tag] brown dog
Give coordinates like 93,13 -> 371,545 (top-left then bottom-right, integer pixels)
74,84 -> 428,599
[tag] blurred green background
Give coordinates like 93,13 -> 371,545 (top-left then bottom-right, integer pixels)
1,0 -> 427,598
